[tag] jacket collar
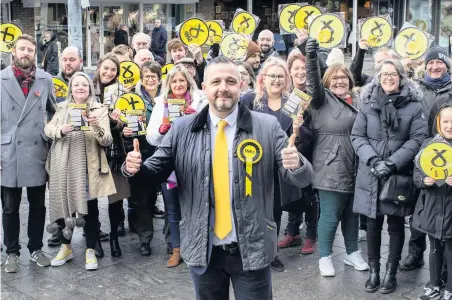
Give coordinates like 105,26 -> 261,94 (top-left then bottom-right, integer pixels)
191,102 -> 253,133
253,95 -> 293,132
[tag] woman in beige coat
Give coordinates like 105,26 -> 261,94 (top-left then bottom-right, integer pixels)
45,72 -> 116,271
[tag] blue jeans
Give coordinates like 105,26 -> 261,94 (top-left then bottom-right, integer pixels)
161,183 -> 181,248
318,190 -> 358,258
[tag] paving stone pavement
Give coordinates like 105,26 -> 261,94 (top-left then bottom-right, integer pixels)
1,187 -> 432,300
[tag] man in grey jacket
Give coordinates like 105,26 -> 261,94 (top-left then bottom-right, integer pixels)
1,34 -> 57,273
123,56 -> 313,299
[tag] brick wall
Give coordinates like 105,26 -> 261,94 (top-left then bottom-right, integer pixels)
196,0 -> 215,20
11,0 -> 35,36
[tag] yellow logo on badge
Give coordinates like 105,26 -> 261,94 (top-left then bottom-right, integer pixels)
419,142 -> 452,184
179,18 -> 209,47
52,77 -> 69,98
206,21 -> 223,46
118,61 -> 140,87
237,139 -> 263,196
360,17 -> 392,48
0,23 -> 23,53
394,27 -> 429,60
294,5 -> 322,31
309,13 -> 345,49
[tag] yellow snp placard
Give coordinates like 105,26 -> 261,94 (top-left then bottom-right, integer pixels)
418,142 -> 452,186
237,139 -> 263,197
206,21 -> 224,46
294,5 -> 322,31
220,33 -> 249,61
161,63 -> 174,81
118,61 -> 140,87
178,18 -> 209,47
52,77 -> 69,99
309,13 -> 345,49
0,23 -> 23,53
115,93 -> 146,112
360,16 -> 392,48
278,4 -> 303,34
231,9 -> 260,36
394,26 -> 430,60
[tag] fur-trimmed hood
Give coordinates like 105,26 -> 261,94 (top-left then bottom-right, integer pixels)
360,76 -> 424,105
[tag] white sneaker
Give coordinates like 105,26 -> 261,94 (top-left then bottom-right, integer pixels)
319,255 -> 335,277
358,229 -> 367,241
85,249 -> 98,270
344,250 -> 369,271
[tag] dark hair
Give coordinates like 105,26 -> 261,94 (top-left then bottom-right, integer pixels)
15,34 -> 36,47
322,63 -> 355,91
93,53 -> 120,85
235,61 -> 256,88
140,61 -> 162,81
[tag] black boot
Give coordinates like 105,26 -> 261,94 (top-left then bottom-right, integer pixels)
110,233 -> 122,257
94,238 -> 104,258
380,262 -> 398,294
365,261 -> 380,293
140,242 -> 151,256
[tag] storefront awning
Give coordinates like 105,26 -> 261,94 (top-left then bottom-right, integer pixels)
38,0 -> 198,3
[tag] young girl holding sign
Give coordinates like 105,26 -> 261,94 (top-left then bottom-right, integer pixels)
414,103 -> 452,300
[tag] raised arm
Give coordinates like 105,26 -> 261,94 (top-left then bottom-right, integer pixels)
305,38 -> 326,110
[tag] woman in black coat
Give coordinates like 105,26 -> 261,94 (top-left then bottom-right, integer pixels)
351,59 -> 428,294
413,103 -> 452,300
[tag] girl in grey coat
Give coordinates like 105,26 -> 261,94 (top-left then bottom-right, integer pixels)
351,59 -> 428,294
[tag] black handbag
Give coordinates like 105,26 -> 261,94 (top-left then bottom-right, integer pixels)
379,174 -> 418,204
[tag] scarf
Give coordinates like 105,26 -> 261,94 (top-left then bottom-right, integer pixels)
376,86 -> 403,130
12,64 -> 36,97
424,72 -> 451,91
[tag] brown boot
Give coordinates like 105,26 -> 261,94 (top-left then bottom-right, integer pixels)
167,248 -> 182,268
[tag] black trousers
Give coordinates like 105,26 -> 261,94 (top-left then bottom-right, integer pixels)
129,183 -> 157,244
359,214 -> 367,231
286,187 -> 319,240
408,216 -> 427,258
428,236 -> 451,290
190,247 -> 272,300
367,215 -> 405,264
84,199 -> 100,249
1,185 -> 46,255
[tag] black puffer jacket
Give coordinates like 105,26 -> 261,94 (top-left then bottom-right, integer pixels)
306,55 -> 359,194
351,78 -> 428,218
418,80 -> 452,136
40,34 -> 59,75
412,103 -> 452,240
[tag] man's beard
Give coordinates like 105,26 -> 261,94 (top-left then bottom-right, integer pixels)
14,56 -> 34,69
261,46 -> 271,54
212,92 -> 237,112
64,67 -> 79,79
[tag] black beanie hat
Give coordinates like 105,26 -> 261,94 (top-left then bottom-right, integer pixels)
425,46 -> 450,70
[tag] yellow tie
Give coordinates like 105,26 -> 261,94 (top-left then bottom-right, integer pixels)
213,120 -> 232,239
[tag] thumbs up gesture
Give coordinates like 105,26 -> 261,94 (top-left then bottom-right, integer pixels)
282,134 -> 301,170
125,138 -> 142,175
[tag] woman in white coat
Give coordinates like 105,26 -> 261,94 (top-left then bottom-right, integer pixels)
146,64 -> 207,267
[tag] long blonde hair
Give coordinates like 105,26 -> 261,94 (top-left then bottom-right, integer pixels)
161,64 -> 199,101
254,57 -> 291,109
65,72 -> 97,107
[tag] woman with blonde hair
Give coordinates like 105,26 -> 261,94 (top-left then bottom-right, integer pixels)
147,64 -> 207,267
242,57 -> 304,272
45,72 -> 116,270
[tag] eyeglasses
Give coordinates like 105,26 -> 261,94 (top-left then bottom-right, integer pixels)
266,74 -> 285,81
380,72 -> 399,79
143,75 -> 158,81
331,76 -> 348,83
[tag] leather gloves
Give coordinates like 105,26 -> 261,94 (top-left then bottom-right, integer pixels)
371,160 -> 396,179
305,38 -> 319,59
